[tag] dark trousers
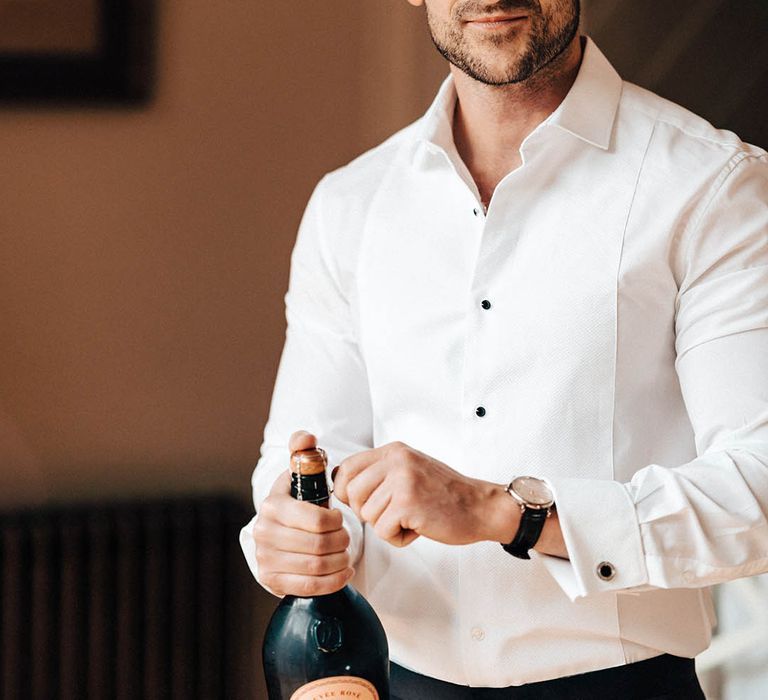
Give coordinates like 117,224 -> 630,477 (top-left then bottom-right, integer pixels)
391,654 -> 706,700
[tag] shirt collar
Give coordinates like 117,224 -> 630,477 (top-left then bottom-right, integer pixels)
547,37 -> 623,150
412,36 -> 623,157
414,73 -> 458,158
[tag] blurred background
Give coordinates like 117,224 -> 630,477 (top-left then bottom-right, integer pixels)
0,1 -> 765,698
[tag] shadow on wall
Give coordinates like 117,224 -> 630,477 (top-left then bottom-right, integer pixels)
583,0 -> 768,148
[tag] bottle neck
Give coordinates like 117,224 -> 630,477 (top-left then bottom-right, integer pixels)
291,471 -> 330,508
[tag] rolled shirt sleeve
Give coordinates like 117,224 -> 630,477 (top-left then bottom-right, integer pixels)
538,152 -> 768,600
239,177 -> 372,593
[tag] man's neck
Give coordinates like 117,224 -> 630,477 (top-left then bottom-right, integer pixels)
452,35 -> 584,207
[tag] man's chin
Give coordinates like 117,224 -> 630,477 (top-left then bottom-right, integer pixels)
456,58 -> 530,86
466,72 -> 528,87
462,43 -> 530,75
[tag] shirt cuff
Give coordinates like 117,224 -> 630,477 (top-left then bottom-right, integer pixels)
534,477 -> 649,600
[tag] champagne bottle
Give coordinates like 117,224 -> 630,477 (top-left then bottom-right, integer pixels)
262,447 -> 390,700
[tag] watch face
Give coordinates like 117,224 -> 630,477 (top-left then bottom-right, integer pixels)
512,476 -> 554,508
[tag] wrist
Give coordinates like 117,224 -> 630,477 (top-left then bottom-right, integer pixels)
478,481 -> 522,543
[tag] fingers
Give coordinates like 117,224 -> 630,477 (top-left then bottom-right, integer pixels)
253,515 -> 350,555
345,474 -> 420,549
374,508 -> 420,548
271,524 -> 351,555
258,548 -> 351,578
359,486 -> 419,548
333,446 -> 386,505
253,431 -> 358,597
358,483 -> 392,526
289,430 -> 317,454
333,442 -> 421,549
341,460 -> 388,515
269,469 -> 291,495
260,495 -> 343,533
253,499 -> 354,596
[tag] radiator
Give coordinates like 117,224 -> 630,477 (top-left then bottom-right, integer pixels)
0,496 -> 257,700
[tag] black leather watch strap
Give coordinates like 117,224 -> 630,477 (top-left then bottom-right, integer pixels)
502,507 -> 549,559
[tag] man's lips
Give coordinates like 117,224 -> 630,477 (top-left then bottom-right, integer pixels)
464,14 -> 528,25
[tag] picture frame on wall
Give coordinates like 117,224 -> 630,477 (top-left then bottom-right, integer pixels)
0,0 -> 156,104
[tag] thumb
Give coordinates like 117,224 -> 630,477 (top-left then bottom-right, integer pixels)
289,429 -> 317,454
269,469 -> 291,495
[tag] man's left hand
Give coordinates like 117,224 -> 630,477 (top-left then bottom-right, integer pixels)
332,442 -> 520,548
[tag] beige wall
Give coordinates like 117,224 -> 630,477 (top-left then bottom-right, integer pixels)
0,1 -> 446,507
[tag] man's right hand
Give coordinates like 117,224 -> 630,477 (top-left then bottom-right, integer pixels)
252,430 -> 355,597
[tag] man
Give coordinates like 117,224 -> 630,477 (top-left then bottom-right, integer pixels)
241,0 -> 768,697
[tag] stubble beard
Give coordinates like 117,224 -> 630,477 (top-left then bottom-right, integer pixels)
426,0 -> 580,86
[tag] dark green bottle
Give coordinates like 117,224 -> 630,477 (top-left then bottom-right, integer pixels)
262,447 -> 390,700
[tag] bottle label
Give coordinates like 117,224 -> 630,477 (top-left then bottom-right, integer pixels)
290,675 -> 378,700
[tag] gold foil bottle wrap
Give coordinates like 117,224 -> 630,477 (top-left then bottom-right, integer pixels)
290,447 -> 327,475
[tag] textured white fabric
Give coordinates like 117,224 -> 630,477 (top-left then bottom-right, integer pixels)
240,38 -> 768,687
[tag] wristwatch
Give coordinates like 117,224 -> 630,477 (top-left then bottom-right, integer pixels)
501,476 -> 555,559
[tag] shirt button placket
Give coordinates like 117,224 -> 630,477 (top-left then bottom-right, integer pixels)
463,198 -> 492,682
476,295 -> 491,419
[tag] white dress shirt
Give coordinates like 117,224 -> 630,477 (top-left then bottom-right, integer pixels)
240,37 -> 768,687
